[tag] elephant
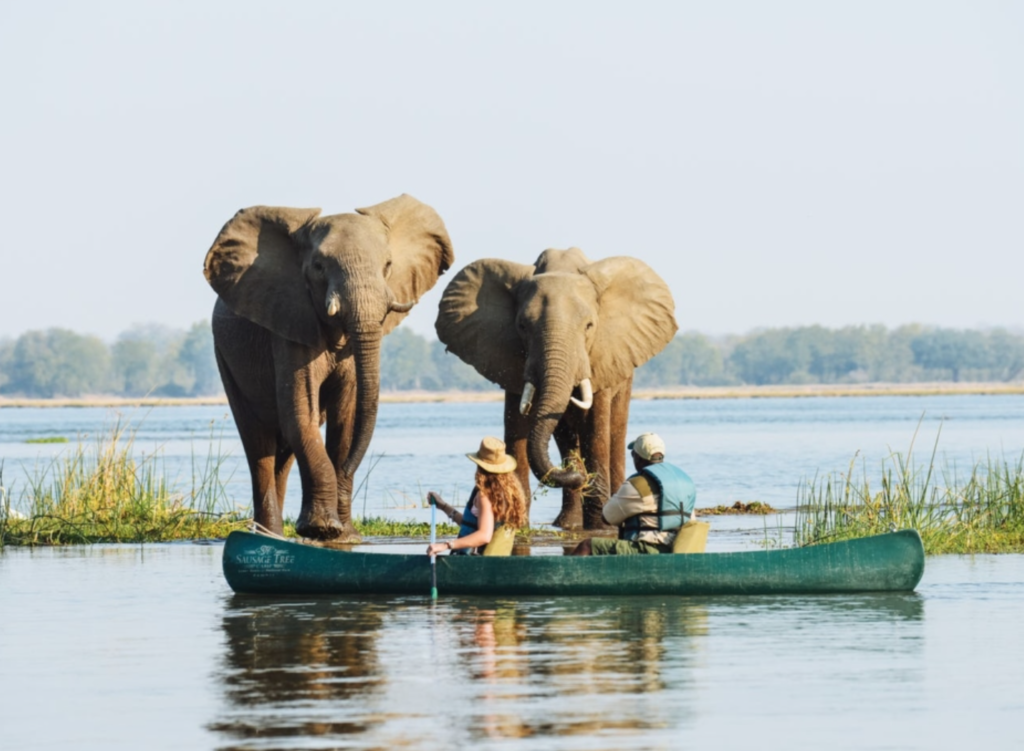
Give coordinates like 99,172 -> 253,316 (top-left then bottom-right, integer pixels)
204,194 -> 453,540
435,247 -> 676,529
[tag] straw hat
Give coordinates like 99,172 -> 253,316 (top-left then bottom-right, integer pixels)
467,436 -> 517,474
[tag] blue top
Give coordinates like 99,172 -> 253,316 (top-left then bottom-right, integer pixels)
453,488 -> 504,555
452,489 -> 479,556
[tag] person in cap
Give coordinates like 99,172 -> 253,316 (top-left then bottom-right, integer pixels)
571,432 -> 696,555
426,437 -> 528,556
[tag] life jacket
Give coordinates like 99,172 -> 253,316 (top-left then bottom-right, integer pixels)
619,462 -> 696,542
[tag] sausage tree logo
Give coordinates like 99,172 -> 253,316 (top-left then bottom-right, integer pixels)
235,544 -> 296,570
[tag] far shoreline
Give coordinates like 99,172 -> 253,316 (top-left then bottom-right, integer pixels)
1,381 -> 1022,409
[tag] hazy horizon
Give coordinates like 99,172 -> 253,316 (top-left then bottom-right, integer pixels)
3,319 -> 1023,348
2,2 -> 1021,342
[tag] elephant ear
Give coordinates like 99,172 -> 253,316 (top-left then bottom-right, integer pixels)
203,206 -> 323,347
356,194 -> 454,335
533,246 -> 591,274
585,257 -> 678,388
435,259 -> 535,392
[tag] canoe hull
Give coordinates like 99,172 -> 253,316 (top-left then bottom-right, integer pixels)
222,530 -> 925,596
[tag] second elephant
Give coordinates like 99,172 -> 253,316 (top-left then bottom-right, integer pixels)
436,248 -> 676,529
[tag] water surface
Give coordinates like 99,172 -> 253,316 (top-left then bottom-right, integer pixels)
2,395 -> 1022,533
1,544 -> 1021,750
2,396 -> 1024,748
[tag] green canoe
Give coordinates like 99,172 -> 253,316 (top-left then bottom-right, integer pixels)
222,529 -> 925,596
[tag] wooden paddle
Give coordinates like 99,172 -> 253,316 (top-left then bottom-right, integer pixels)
428,493 -> 438,600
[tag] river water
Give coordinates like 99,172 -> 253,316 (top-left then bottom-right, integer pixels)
2,394 -> 1023,530
2,395 -> 1023,749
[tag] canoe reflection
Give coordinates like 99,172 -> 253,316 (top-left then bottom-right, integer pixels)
208,592 -> 923,747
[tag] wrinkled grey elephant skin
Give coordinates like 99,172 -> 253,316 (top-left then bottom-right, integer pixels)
436,248 -> 676,529
205,195 -> 453,540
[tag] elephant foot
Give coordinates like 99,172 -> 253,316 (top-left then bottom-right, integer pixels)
552,507 -> 583,530
295,510 -> 346,540
335,520 -> 362,544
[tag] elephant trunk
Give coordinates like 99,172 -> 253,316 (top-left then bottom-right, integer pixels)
341,326 -> 382,480
526,359 -> 586,489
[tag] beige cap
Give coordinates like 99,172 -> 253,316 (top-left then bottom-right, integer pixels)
467,436 -> 518,474
628,432 -> 666,461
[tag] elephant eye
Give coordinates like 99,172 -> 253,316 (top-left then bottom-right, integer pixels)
586,321 -> 595,331
384,260 -> 393,278
312,260 -> 325,274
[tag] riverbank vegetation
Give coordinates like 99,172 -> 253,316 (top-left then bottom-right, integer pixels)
0,419 -> 469,547
795,434 -> 1024,554
1,323 -> 1022,399
0,421 -> 247,546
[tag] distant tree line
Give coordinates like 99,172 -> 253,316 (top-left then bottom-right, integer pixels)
1,323 -> 1021,398
636,325 -> 1024,387
384,324 -> 1024,390
380,328 -> 494,391
0,322 -> 220,398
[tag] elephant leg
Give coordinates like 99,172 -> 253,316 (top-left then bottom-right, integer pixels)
273,435 -> 294,522
551,415 -> 584,529
504,390 -> 532,521
276,362 -> 344,540
581,388 -> 615,530
324,370 -> 360,541
216,346 -> 284,534
609,376 -> 633,493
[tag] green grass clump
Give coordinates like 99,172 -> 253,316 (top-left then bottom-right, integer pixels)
275,517 -> 467,540
0,419 -> 247,546
702,501 -> 777,515
795,430 -> 1024,554
25,436 -> 69,444
354,517 -> 460,537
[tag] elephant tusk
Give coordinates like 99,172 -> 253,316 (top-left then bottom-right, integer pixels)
519,382 -> 536,416
326,291 -> 341,318
570,378 -> 593,410
389,299 -> 416,314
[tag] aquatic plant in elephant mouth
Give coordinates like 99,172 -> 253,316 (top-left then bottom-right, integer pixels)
205,194 -> 453,540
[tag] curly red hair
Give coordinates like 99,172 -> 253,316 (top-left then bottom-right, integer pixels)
475,468 -> 528,529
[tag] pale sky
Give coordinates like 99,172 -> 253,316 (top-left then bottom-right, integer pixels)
1,1 -> 1021,342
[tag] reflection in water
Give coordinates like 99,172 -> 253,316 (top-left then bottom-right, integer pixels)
210,595 -> 387,746
208,593 -> 922,749
449,597 -> 712,741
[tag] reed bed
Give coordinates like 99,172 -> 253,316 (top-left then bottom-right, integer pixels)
0,420 -> 248,547
795,432 -> 1024,554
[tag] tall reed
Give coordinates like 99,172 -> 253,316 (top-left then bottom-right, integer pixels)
796,429 -> 1024,554
0,418 -> 248,546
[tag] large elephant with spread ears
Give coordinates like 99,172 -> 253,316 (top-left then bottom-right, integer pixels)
436,248 -> 676,529
205,194 -> 453,540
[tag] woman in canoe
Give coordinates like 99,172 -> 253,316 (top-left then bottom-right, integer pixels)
426,437 -> 527,556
